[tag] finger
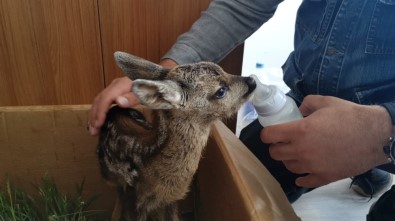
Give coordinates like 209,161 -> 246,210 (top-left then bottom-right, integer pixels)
296,174 -> 328,188
94,95 -> 112,127
299,95 -> 322,116
260,121 -> 299,144
89,94 -> 113,135
90,93 -> 139,135
89,77 -> 133,135
299,95 -> 336,116
268,143 -> 297,161
116,93 -> 140,108
283,160 -> 309,174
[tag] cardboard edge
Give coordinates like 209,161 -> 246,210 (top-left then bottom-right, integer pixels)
0,105 -> 92,112
210,120 -> 301,221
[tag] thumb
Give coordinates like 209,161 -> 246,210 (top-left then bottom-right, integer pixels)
115,93 -> 140,108
299,95 -> 334,116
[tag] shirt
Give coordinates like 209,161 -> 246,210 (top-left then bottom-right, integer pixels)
163,0 -> 395,125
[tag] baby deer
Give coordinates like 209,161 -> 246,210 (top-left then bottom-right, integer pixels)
97,52 -> 256,221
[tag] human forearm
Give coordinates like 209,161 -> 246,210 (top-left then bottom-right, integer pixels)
162,0 -> 283,64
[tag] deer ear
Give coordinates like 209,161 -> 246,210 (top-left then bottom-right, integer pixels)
114,51 -> 169,80
132,79 -> 183,109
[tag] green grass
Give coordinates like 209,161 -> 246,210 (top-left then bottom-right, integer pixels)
0,176 -> 105,221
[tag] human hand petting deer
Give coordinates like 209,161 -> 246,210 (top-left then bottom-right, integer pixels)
88,58 -> 178,136
89,61 -> 393,190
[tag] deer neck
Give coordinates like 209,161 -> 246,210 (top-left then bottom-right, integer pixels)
163,109 -> 215,132
155,109 -> 214,151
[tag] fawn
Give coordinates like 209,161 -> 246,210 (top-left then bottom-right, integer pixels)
97,52 -> 256,221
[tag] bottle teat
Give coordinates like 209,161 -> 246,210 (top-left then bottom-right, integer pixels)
251,75 -> 270,100
251,75 -> 286,117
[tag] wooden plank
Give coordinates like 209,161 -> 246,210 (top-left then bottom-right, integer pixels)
98,0 -> 212,84
0,0 -> 104,106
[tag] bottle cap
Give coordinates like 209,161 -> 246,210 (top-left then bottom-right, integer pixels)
251,75 -> 286,117
256,63 -> 264,69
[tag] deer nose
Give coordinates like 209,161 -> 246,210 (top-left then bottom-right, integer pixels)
244,76 -> 256,85
243,76 -> 257,95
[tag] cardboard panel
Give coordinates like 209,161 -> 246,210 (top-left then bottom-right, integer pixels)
0,106 -> 115,214
197,121 -> 301,221
197,135 -> 252,221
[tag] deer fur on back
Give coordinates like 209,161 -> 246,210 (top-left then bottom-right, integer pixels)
97,52 -> 256,221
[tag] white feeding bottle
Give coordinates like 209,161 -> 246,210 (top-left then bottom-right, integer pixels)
251,75 -> 303,127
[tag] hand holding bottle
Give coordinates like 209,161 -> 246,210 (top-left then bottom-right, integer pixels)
251,75 -> 302,127
261,95 -> 392,188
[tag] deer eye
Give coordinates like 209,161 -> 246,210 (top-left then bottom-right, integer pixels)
214,86 -> 228,99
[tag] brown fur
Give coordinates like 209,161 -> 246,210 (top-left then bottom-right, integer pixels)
97,52 -> 256,221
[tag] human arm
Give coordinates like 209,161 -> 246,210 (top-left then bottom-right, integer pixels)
163,0 -> 283,64
261,95 -> 394,188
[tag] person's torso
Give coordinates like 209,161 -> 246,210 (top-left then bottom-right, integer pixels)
284,0 -> 395,105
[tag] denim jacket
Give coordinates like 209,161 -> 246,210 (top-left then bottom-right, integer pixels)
163,0 -> 395,125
